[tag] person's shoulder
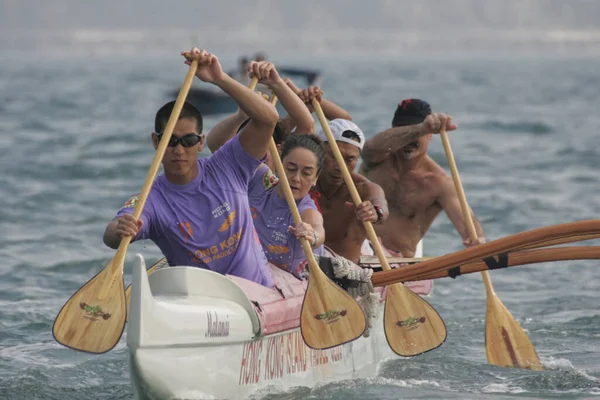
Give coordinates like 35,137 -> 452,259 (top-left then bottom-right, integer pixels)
299,193 -> 317,208
423,157 -> 451,182
117,193 -> 141,212
248,163 -> 277,202
205,136 -> 245,169
353,172 -> 383,195
252,163 -> 279,190
216,134 -> 240,153
420,159 -> 454,198
255,162 -> 271,175
351,171 -> 371,185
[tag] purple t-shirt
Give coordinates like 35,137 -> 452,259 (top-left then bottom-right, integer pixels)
248,164 -> 324,279
116,136 -> 274,288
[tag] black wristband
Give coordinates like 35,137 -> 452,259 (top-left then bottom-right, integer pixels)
374,205 -> 384,224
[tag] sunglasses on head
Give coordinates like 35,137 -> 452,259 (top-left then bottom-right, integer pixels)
156,133 -> 203,148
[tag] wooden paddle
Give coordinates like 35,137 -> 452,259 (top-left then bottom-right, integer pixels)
52,60 -> 199,353
123,76 -> 261,310
268,94 -> 366,349
313,100 -> 447,356
439,126 -> 543,370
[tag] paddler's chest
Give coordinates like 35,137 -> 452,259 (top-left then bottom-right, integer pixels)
315,191 -> 356,231
388,173 -> 440,216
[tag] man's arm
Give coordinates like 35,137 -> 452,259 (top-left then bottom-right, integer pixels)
217,75 -> 279,160
437,176 -> 486,245
280,81 -> 353,134
103,214 -> 144,249
205,111 -> 249,153
270,77 -> 315,134
361,124 -> 427,168
361,113 -> 458,168
297,86 -> 353,121
300,209 -> 326,248
353,174 -> 390,224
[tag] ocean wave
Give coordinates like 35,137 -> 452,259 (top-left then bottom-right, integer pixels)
471,120 -> 554,134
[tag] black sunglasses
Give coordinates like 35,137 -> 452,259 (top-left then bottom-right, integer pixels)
157,133 -> 203,148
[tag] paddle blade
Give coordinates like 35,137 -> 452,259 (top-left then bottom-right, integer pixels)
52,261 -> 126,354
485,294 -> 543,370
300,271 -> 367,349
383,283 -> 447,356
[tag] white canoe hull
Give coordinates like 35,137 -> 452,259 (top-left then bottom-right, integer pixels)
128,242 -> 427,400
129,313 -> 391,400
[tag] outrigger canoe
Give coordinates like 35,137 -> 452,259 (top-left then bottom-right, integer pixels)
127,242 -> 429,400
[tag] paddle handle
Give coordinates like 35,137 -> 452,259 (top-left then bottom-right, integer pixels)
312,100 -> 392,271
268,95 -> 325,277
439,129 -> 494,294
249,77 -> 258,91
439,130 -> 478,239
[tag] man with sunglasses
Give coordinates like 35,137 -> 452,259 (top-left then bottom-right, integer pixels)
102,48 -> 280,288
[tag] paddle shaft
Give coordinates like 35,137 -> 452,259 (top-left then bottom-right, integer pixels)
439,129 -> 492,294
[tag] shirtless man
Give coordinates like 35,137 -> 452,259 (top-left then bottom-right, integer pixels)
360,99 -> 485,258
311,118 -> 389,264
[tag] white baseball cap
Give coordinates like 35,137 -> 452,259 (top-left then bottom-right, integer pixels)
318,118 -> 365,150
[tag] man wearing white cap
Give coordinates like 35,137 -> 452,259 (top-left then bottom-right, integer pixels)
311,118 -> 389,264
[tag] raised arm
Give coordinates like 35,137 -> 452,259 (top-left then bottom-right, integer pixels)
298,86 -> 353,121
361,113 -> 458,168
205,110 -> 249,153
437,175 -> 486,246
265,74 -> 314,134
183,48 -> 279,159
280,80 -> 353,134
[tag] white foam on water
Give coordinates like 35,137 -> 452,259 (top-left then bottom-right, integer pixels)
0,342 -> 56,366
482,383 -> 526,394
406,378 -> 441,387
364,376 -> 445,390
543,357 -> 600,384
